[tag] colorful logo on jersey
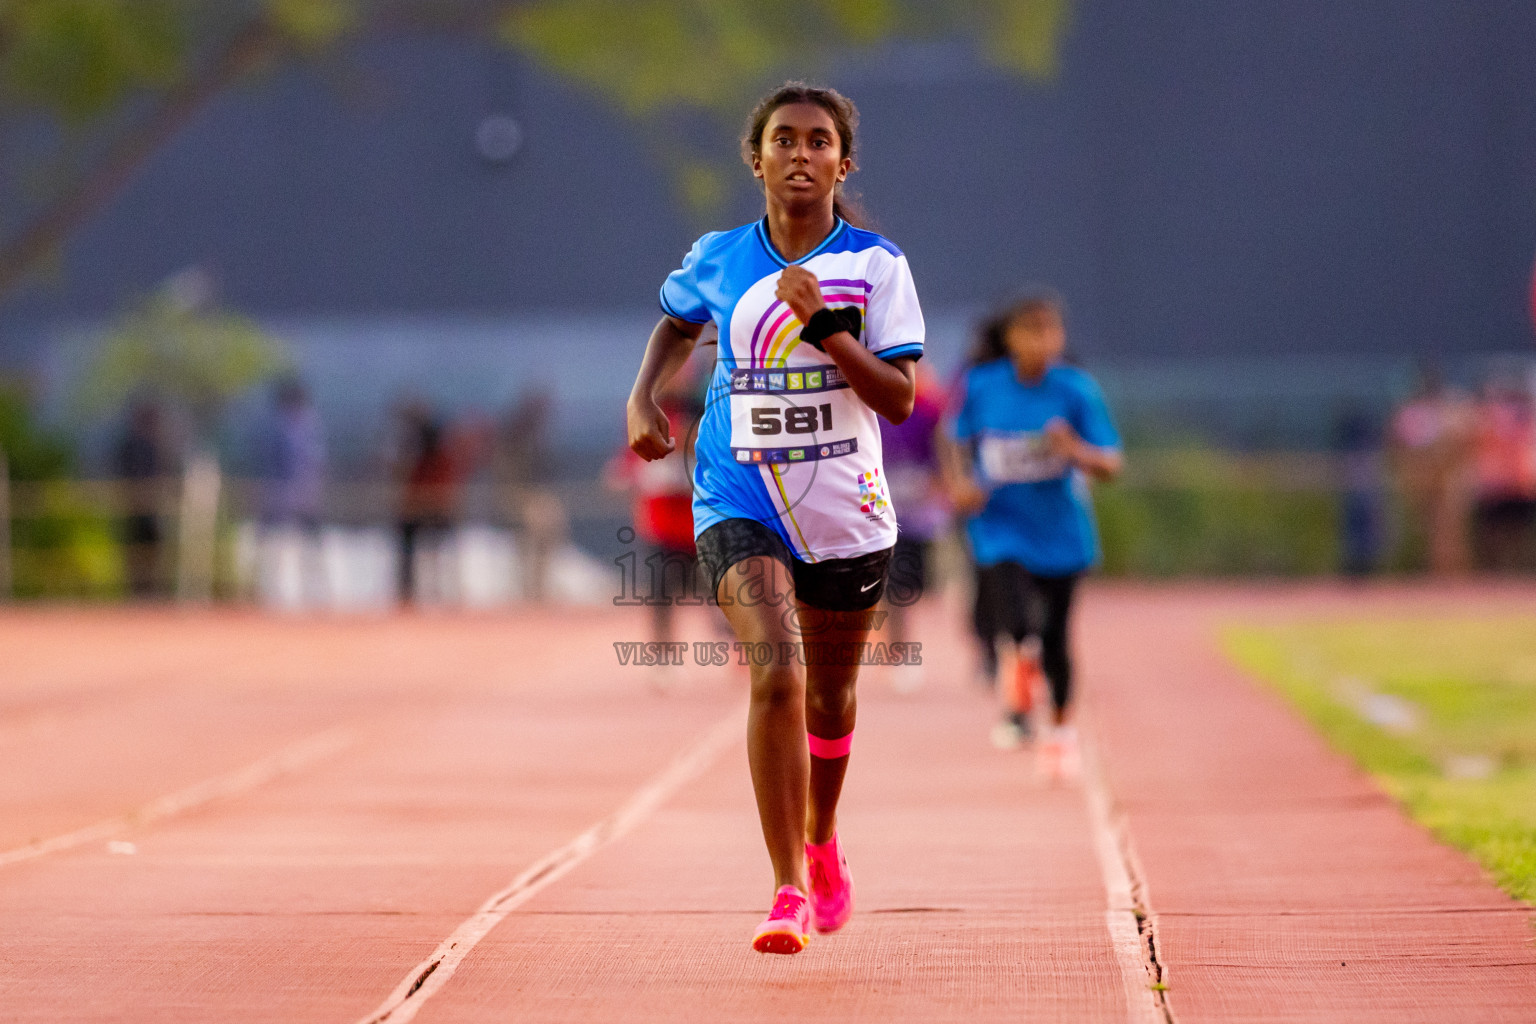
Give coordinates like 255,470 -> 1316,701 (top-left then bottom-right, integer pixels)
752,373 -> 769,391
806,371 -> 823,388
767,373 -> 785,390
787,373 -> 804,390
788,449 -> 805,461
736,449 -> 752,462
732,369 -> 752,391
857,467 -> 890,517
820,446 -> 831,457
752,450 -> 764,462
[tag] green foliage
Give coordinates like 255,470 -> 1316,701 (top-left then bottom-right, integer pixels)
975,0 -> 1071,77
0,0 -> 1076,286
503,0 -> 896,116
0,0 -> 188,122
0,380 -> 121,598
7,481 -> 123,598
79,273 -> 291,435
502,0 -> 1070,116
501,0 -> 1072,221
0,0 -> 354,123
1227,620 -> 1536,905
264,0 -> 354,49
0,379 -> 72,479
1094,447 -> 1340,577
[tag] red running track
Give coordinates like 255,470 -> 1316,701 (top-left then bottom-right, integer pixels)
0,586 -> 1532,1022
1084,584 -> 1536,1024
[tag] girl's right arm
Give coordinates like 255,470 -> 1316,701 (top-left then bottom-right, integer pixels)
627,315 -> 706,461
937,430 -> 987,515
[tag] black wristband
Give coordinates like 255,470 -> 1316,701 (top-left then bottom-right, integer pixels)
799,307 -> 851,351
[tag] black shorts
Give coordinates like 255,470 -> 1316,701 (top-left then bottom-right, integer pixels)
696,518 -> 892,612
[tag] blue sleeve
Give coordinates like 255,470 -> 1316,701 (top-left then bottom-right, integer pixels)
1072,373 -> 1121,450
949,370 -> 979,441
659,238 -> 712,324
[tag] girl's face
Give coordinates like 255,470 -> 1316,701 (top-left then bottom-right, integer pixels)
752,102 -> 850,210
1004,306 -> 1065,376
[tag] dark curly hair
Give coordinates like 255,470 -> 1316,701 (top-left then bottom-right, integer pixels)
742,81 -> 866,228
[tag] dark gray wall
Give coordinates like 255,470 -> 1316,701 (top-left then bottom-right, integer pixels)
3,0 -> 1534,359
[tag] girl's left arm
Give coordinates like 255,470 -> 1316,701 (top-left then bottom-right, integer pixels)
1048,422 -> 1123,481
776,265 -> 916,424
1043,407 -> 1123,481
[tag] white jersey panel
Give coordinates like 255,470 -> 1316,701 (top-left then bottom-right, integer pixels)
663,218 -> 925,562
719,247 -> 912,560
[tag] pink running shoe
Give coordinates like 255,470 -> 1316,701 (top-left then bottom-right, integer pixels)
752,884 -> 811,954
805,833 -> 854,933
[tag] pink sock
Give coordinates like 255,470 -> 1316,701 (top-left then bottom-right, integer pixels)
807,730 -> 853,759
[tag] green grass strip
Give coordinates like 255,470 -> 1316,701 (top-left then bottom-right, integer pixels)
1225,617 -> 1536,906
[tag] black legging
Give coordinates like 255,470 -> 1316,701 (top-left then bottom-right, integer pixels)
972,562 -> 1079,712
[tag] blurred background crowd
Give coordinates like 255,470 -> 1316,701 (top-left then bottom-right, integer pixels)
0,0 -> 1533,608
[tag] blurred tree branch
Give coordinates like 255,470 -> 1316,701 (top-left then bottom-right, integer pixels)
0,17 -> 282,299
78,267 -> 291,438
0,0 -> 1071,304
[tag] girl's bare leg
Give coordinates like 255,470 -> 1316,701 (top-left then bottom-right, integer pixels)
799,605 -> 878,845
716,556 -> 808,893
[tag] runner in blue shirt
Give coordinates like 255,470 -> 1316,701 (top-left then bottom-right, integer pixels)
626,83 -> 923,954
943,291 -> 1122,777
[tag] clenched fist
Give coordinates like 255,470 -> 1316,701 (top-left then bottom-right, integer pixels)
1043,418 -> 1083,465
627,395 -> 675,461
775,265 -> 827,324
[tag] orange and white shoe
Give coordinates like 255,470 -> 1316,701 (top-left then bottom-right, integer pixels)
1005,645 -> 1043,719
752,885 -> 811,954
1038,725 -> 1081,781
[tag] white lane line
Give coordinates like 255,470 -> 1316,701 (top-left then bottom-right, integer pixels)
355,705 -> 745,1024
0,726 -> 356,869
1080,726 -> 1169,1024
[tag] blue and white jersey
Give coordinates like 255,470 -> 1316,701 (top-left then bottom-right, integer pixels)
660,217 -> 925,561
950,360 -> 1121,576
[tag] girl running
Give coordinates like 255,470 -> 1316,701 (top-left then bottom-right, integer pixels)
942,291 -> 1122,776
626,82 -> 923,954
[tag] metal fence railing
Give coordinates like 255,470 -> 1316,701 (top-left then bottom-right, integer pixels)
3,448 -> 1524,602
0,463 -> 631,605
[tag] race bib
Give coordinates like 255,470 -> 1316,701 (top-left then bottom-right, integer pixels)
977,431 -> 1068,484
728,364 -> 860,465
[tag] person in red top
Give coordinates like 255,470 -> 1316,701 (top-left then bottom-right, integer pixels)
394,402 -> 491,604
606,362 -> 708,683
1471,374 -> 1536,572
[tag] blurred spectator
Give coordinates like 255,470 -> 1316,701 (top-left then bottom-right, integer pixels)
253,376 -> 327,608
1471,375 -> 1536,572
1390,366 -> 1474,575
114,400 -> 171,598
879,363 -> 950,692
604,371 -> 704,687
393,402 -> 491,604
1333,405 -> 1384,577
257,376 -> 327,530
494,390 -> 567,601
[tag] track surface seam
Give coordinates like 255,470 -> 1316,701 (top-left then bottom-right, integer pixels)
1082,726 -> 1175,1024
0,725 -> 357,868
353,704 -> 745,1024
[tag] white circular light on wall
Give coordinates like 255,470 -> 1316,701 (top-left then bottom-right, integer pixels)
475,114 -> 523,164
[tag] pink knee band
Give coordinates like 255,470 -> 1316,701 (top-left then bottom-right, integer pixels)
807,730 -> 853,759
